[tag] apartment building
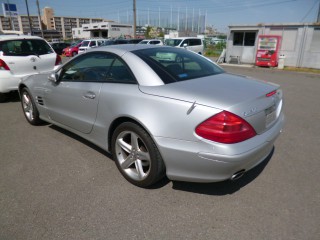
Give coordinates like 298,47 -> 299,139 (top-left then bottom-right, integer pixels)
0,7 -> 105,40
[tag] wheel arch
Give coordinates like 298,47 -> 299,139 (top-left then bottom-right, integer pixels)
108,116 -> 156,154
18,84 -> 27,97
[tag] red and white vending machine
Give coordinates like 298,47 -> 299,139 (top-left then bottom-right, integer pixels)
255,35 -> 282,67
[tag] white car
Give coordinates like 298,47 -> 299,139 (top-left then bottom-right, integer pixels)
138,39 -> 163,45
165,37 -> 204,55
78,39 -> 108,54
0,35 -> 61,102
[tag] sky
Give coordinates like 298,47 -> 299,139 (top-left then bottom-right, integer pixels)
2,0 -> 320,32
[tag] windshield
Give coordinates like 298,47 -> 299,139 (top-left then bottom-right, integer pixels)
133,47 -> 224,84
0,39 -> 54,56
165,39 -> 182,47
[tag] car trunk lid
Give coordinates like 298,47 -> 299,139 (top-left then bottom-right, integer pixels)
139,73 -> 283,134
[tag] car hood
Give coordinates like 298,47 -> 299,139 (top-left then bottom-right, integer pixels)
139,73 -> 279,111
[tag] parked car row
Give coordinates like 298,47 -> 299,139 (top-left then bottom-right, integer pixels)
60,37 -> 204,57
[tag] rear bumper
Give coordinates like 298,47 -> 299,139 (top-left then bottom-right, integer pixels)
155,113 -> 284,183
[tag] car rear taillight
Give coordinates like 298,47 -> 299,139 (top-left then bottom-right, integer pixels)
0,59 -> 10,70
266,90 -> 277,97
195,111 -> 256,144
55,54 -> 62,66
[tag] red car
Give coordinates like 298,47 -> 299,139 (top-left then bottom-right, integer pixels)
63,41 -> 82,57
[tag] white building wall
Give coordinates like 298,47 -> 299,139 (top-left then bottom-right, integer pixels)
300,27 -> 320,69
72,27 -> 91,39
227,23 -> 320,69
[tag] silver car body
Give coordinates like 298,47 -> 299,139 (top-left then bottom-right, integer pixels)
19,44 -> 284,183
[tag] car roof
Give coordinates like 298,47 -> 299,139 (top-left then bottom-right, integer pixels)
82,38 -> 107,41
0,35 -> 43,41
167,37 -> 201,40
89,44 -> 168,55
141,39 -> 161,41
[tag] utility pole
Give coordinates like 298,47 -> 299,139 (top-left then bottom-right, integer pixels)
133,0 -> 136,38
36,0 -> 44,38
25,0 -> 33,35
6,0 -> 15,30
317,0 -> 320,22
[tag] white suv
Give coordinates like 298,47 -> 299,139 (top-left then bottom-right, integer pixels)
165,37 -> 204,55
0,35 -> 61,102
138,39 -> 163,45
78,39 -> 108,54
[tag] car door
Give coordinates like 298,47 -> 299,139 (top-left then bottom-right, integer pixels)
45,52 -> 116,134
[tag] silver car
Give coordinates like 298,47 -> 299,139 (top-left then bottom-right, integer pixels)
19,45 -> 284,187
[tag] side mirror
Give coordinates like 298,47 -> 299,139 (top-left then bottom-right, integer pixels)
183,43 -> 188,48
48,72 -> 59,83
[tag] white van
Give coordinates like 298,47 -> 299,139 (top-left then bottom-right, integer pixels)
78,39 -> 108,54
165,37 -> 204,55
138,39 -> 163,45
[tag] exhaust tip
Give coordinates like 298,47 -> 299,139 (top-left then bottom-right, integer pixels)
231,169 -> 246,181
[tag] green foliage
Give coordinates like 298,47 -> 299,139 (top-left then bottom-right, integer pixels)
144,26 -> 152,38
215,42 -> 226,49
204,44 -> 225,57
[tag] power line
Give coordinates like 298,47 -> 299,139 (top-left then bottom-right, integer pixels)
300,0 -> 319,22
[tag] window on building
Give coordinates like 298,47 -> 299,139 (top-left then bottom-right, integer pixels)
244,32 -> 256,46
233,32 -> 256,46
233,32 -> 244,46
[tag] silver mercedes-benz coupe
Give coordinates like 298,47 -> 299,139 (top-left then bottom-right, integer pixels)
19,44 -> 284,187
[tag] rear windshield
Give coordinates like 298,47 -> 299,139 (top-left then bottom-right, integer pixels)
0,39 -> 54,56
132,47 -> 224,84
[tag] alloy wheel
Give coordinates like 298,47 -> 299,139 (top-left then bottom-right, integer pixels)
22,91 -> 34,122
115,130 -> 151,181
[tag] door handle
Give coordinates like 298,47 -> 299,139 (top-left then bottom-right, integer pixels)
83,92 -> 96,99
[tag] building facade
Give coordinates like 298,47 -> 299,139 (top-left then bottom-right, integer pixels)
0,7 -> 106,40
226,23 -> 320,69
72,22 -> 134,39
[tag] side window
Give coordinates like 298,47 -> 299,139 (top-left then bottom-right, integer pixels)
59,52 -> 116,82
193,39 -> 201,46
181,39 -> 188,47
89,41 -> 96,47
108,58 -> 136,84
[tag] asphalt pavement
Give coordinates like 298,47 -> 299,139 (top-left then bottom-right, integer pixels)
0,65 -> 319,240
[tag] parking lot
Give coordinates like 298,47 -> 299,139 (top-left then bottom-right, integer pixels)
0,65 -> 319,240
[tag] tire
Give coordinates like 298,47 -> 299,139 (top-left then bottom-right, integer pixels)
20,87 -> 43,125
72,51 -> 77,57
0,93 -> 7,103
112,122 -> 165,188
